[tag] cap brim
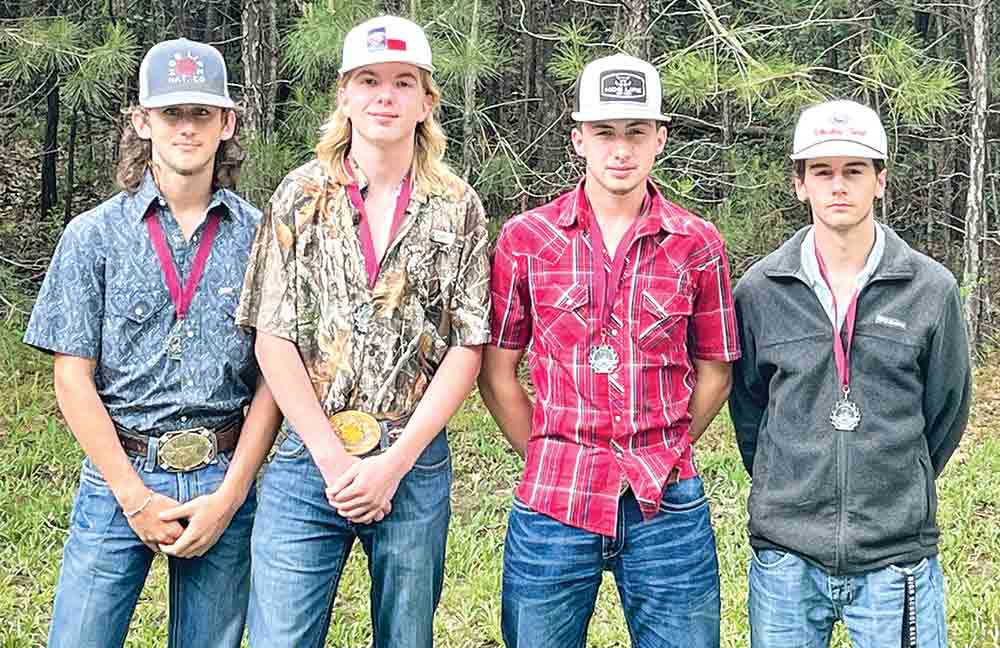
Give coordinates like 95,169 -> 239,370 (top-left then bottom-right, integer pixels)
140,92 -> 235,109
790,140 -> 886,160
572,109 -> 671,123
340,54 -> 434,76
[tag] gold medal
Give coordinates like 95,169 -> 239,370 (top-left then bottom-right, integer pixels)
329,410 -> 381,455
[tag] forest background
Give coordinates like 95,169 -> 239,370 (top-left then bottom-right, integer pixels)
0,0 -> 998,646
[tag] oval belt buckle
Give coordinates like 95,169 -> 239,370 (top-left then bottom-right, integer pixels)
159,429 -> 216,472
330,410 -> 382,456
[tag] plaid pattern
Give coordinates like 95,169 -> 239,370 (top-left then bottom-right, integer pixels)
490,180 -> 740,536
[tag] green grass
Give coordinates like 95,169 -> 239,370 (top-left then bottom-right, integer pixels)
2,314 -> 999,647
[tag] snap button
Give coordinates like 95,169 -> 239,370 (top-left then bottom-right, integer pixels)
135,306 -> 144,316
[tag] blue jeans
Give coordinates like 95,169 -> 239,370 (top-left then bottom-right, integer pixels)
247,430 -> 452,648
501,476 -> 721,648
748,548 -> 948,647
47,446 -> 255,648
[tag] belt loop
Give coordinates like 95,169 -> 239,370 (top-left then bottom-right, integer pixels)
145,436 -> 159,473
379,420 -> 391,452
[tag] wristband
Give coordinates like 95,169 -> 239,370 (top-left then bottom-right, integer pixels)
123,493 -> 153,518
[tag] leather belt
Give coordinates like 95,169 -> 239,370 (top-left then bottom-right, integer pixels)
115,415 -> 242,472
329,410 -> 409,456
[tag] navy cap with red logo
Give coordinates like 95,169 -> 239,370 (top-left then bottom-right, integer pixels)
138,38 -> 235,109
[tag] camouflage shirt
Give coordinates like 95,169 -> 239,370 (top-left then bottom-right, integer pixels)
235,158 -> 490,421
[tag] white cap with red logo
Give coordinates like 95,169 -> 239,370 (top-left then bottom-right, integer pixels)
790,100 -> 888,160
339,15 -> 434,76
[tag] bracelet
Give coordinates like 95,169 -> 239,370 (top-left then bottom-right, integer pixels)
123,493 -> 153,518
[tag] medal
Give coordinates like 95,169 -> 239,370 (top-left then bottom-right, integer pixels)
829,387 -> 861,431
588,344 -> 619,373
815,239 -> 862,431
584,190 -> 644,374
165,320 -> 184,361
353,302 -> 374,334
145,204 -> 220,364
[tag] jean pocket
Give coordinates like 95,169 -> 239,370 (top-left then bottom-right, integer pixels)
658,476 -> 708,513
750,547 -> 795,569
888,557 -> 929,576
272,429 -> 307,460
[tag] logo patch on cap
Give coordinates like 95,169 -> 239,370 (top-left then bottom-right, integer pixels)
599,70 -> 646,103
168,52 -> 205,85
367,27 -> 407,52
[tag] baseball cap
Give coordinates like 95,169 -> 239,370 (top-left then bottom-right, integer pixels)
572,53 -> 670,123
790,100 -> 887,160
339,16 -> 434,76
138,38 -> 235,109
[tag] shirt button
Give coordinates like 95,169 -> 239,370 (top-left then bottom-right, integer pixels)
609,329 -> 617,337
186,379 -> 194,387
158,198 -> 166,206
186,331 -> 194,338
134,306 -> 144,316
180,416 -> 188,423
614,415 -> 622,423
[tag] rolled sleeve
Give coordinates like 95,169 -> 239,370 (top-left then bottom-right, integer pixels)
447,190 -> 491,347
235,177 -> 300,342
489,222 -> 532,349
688,239 -> 741,362
24,218 -> 105,358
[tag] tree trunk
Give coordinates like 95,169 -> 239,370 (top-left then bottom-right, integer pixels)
614,0 -> 650,58
961,0 -> 989,355
461,0 -> 480,180
41,71 -> 60,223
241,0 -> 278,138
64,108 -> 78,225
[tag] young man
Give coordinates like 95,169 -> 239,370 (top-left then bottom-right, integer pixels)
730,99 -> 971,647
24,38 -> 280,647
235,15 -> 490,648
479,53 -> 738,648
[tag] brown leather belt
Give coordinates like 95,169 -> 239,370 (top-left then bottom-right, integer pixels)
115,415 -> 242,472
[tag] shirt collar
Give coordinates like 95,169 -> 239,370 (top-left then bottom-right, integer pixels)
558,178 -> 692,237
800,222 -> 886,290
345,154 -> 429,209
128,170 -> 238,221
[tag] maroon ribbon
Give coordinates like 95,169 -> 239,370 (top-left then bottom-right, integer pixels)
144,204 -> 220,321
344,158 -> 414,289
814,239 -> 860,393
584,192 -> 643,336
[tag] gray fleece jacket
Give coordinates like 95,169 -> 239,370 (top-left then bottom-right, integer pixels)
730,225 -> 971,575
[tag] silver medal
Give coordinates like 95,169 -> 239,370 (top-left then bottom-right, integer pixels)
353,302 -> 374,334
830,391 -> 861,431
165,320 -> 184,361
588,344 -> 619,374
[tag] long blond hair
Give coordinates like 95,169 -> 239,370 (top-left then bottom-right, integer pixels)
315,69 -> 462,199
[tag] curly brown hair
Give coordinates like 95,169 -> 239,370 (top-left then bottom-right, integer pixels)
115,105 -> 247,194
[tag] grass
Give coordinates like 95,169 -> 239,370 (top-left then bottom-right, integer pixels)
1,313 -> 999,647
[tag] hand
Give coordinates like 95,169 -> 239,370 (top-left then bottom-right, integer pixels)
124,490 -> 185,552
325,453 -> 406,524
157,491 -> 242,558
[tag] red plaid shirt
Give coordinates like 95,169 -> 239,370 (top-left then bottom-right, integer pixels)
490,179 -> 740,536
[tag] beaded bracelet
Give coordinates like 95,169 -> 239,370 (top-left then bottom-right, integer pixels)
123,493 -> 153,518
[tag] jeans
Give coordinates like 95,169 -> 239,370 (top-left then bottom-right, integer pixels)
47,445 -> 255,648
501,476 -> 721,648
748,548 -> 948,648
247,430 -> 452,648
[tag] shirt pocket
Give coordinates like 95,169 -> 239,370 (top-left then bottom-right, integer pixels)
634,284 -> 691,357
532,281 -> 589,354
205,291 -> 254,364
105,288 -> 171,363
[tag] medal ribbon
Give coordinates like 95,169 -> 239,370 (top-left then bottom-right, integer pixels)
585,194 -> 642,336
344,157 -> 414,289
814,240 -> 860,394
145,204 -> 220,322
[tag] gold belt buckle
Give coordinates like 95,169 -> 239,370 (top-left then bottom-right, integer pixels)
330,411 -> 382,456
158,428 -> 217,472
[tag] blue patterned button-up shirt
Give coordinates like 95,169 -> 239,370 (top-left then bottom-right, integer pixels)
24,173 -> 262,433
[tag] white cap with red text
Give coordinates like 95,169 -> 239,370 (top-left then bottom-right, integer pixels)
790,100 -> 888,160
339,15 -> 434,76
572,53 -> 670,123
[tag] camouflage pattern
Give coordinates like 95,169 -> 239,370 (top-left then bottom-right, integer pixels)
236,158 -> 490,421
